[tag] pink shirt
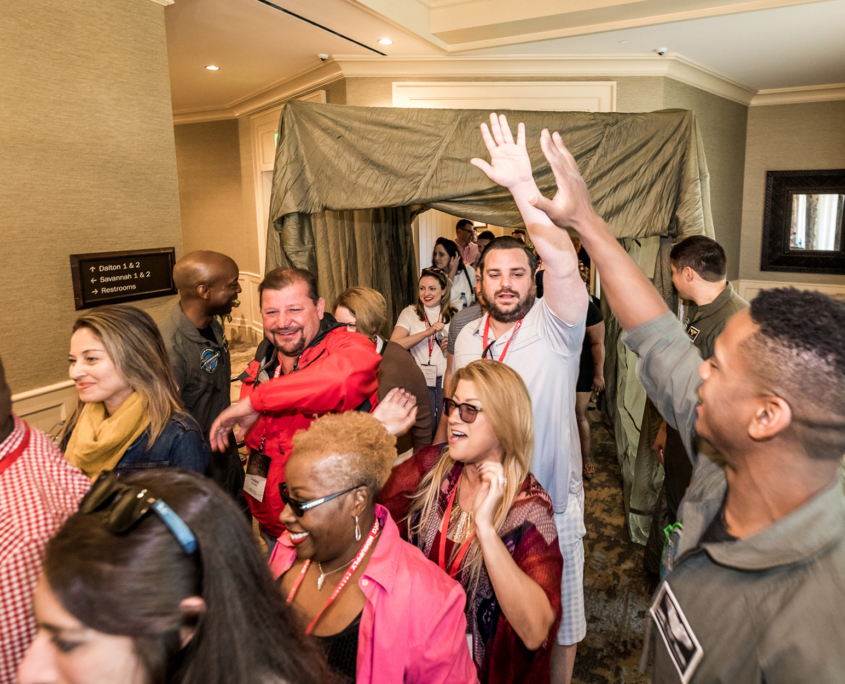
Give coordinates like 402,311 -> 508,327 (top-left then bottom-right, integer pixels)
459,241 -> 479,267
270,505 -> 478,684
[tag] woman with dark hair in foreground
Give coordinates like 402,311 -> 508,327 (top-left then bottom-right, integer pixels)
17,469 -> 328,684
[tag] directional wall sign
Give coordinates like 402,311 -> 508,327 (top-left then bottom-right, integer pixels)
70,248 -> 177,310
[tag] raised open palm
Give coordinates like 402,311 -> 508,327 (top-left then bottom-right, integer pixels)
471,113 -> 534,189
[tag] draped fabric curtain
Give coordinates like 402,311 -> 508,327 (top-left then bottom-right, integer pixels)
264,100 -> 714,544
266,207 -> 418,335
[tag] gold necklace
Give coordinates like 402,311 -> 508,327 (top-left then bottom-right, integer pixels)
447,475 -> 474,543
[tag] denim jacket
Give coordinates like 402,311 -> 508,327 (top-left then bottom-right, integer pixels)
62,414 -> 209,476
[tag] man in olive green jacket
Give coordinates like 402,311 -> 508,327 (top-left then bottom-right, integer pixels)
522,124 -> 845,683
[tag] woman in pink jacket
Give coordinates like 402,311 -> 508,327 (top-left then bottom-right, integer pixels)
269,405 -> 477,684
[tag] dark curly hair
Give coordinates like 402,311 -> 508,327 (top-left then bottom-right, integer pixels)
742,288 -> 845,460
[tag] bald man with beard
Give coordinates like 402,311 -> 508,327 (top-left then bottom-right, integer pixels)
160,251 -> 245,510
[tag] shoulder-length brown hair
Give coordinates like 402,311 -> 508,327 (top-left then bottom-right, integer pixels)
408,359 -> 534,597
334,287 -> 387,341
59,304 -> 184,447
415,267 -> 457,325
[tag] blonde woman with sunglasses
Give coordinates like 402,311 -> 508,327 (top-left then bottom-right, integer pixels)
379,360 -> 562,684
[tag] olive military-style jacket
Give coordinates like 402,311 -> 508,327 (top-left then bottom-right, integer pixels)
159,301 -> 232,441
625,312 -> 845,684
662,283 -> 749,518
681,282 -> 748,360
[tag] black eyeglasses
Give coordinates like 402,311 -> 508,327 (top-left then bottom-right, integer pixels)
279,482 -> 361,517
443,398 -> 483,424
79,471 -> 197,554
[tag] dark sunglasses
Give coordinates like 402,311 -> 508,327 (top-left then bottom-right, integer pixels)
279,482 -> 360,517
443,398 -> 483,424
79,471 -> 197,554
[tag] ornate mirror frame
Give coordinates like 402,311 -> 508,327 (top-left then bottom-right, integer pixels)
760,169 -> 845,274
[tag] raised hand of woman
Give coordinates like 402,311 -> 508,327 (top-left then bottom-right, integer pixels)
471,461 -> 506,536
427,321 -> 445,337
371,388 -> 418,437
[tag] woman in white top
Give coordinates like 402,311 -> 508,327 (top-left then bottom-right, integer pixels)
433,238 -> 476,310
391,267 -> 457,433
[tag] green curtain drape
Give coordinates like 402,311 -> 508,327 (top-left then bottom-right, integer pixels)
264,100 -> 714,544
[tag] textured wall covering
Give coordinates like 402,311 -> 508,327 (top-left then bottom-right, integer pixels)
0,0 -> 182,393
739,100 -> 845,285
663,80 -> 748,280
174,120 -> 256,270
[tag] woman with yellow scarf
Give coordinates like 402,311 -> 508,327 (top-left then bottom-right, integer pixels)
59,305 -> 208,480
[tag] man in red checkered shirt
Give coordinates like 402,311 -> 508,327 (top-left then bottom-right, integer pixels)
0,357 -> 90,683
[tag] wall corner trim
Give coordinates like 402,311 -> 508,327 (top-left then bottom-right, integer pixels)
750,83 -> 845,107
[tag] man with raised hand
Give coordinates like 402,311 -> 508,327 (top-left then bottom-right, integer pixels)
456,113 -> 589,684
530,128 -> 845,683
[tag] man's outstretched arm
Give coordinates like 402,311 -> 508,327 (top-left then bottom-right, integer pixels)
471,113 -> 587,326
528,128 -> 668,331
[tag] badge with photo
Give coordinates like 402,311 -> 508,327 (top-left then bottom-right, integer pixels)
649,581 -> 704,683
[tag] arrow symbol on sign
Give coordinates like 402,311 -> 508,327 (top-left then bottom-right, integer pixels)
89,267 -> 95,272
90,278 -> 96,284
92,289 -> 98,294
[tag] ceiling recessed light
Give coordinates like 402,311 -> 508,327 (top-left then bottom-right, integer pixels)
618,40 -> 630,45
378,38 -> 393,45
205,65 -> 220,71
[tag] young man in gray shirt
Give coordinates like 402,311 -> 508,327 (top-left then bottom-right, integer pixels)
531,126 -> 845,683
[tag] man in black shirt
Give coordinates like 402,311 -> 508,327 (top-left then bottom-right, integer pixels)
161,251 -> 246,510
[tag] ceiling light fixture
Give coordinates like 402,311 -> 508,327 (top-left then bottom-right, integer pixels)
205,65 -> 220,71
378,38 -> 393,45
618,40 -> 630,45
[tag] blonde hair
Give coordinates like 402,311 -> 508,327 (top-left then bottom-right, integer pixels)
292,412 -> 397,497
333,287 -> 387,341
408,360 -> 534,595
415,268 -> 457,325
59,305 -> 184,447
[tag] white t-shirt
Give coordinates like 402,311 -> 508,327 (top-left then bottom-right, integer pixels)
453,297 -> 586,516
450,269 -> 476,310
395,305 -> 450,377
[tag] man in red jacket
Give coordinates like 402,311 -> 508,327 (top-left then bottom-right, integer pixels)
210,268 -> 381,549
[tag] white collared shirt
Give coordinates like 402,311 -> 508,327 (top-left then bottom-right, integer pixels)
453,297 -> 586,513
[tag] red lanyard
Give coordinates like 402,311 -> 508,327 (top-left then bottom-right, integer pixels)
424,311 -> 440,360
438,469 -> 476,579
0,423 -> 30,477
482,316 -> 523,363
285,518 -> 380,635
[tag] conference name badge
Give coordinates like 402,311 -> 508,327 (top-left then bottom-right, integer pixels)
422,363 -> 438,388
649,581 -> 703,683
244,451 -> 271,502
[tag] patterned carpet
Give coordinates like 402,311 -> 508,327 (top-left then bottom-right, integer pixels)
574,415 -> 657,684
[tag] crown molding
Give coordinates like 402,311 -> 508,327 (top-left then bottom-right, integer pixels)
334,53 -> 757,105
173,62 -> 343,125
750,83 -> 845,107
172,53 -> 844,124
